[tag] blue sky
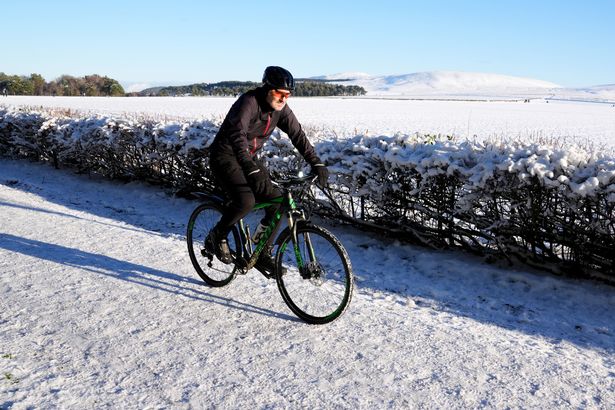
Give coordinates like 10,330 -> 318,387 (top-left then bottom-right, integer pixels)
2,0 -> 614,88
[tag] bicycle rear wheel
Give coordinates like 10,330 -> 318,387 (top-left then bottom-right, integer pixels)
187,203 -> 239,287
275,224 -> 353,324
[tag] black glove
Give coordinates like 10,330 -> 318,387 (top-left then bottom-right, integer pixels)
246,168 -> 272,196
311,163 -> 329,187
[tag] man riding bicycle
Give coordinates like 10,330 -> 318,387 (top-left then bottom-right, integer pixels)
206,66 -> 329,273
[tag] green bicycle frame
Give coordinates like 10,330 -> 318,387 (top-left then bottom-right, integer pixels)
241,191 -> 311,272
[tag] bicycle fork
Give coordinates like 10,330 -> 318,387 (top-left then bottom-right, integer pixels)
285,209 -> 320,279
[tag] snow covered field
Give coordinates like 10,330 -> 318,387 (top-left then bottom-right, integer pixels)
1,159 -> 614,408
2,95 -> 615,148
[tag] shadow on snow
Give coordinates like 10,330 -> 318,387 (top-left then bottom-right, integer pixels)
0,233 -> 296,323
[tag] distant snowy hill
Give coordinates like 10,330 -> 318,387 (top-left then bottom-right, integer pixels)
558,84 -> 615,102
314,71 -> 615,102
312,71 -> 559,98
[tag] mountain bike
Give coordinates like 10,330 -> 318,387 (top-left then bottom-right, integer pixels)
186,173 -> 354,324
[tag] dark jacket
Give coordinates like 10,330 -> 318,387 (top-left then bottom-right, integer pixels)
209,87 -> 320,172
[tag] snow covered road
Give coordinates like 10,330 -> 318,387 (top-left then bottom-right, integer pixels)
1,160 -> 614,408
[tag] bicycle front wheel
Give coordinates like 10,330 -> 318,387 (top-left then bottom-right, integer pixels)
275,224 -> 353,324
187,203 -> 239,287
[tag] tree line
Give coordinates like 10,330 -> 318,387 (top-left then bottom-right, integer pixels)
0,73 -> 125,96
140,81 -> 366,97
1,72 -> 366,97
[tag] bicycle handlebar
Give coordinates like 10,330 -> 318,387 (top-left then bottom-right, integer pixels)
274,173 -> 318,188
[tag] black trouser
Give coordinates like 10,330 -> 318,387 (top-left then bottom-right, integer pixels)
209,155 -> 281,236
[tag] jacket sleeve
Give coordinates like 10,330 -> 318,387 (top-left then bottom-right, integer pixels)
277,105 -> 322,166
223,95 -> 259,172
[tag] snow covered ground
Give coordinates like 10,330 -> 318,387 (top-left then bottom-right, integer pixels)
1,159 -> 614,408
3,95 -> 615,148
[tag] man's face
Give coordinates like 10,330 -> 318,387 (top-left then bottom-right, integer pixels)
266,88 -> 292,111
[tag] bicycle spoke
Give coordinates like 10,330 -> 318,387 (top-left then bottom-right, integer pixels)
276,225 -> 353,324
187,203 -> 238,287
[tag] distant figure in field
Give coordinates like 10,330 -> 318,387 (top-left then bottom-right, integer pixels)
2,88 -> 7,97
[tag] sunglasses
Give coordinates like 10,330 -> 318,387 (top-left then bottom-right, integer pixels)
272,89 -> 292,99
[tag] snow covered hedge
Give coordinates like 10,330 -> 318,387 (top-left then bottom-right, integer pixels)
2,106 -> 614,280
0,107 -> 220,192
313,134 -> 615,279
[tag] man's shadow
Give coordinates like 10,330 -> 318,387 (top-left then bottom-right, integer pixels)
0,233 -> 295,322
